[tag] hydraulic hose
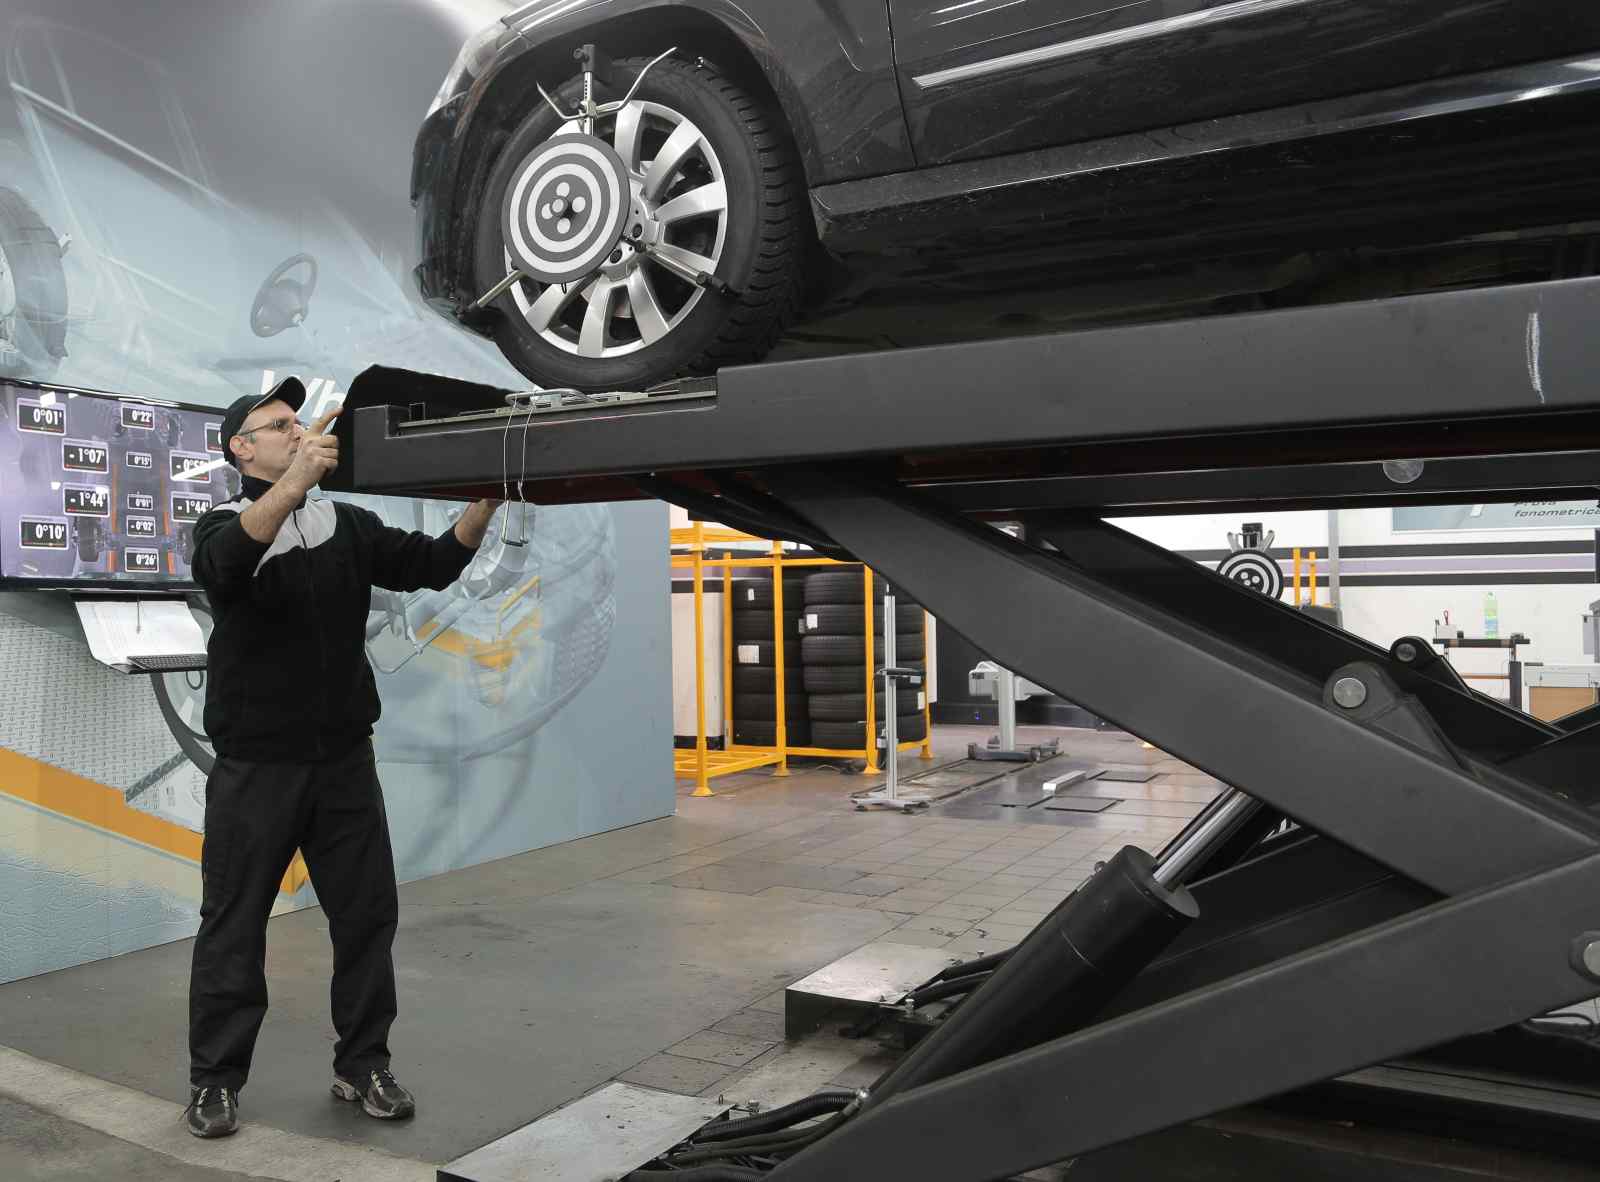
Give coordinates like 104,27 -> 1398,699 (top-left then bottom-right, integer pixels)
928,948 -> 1013,984
909,971 -> 994,1007
667,1114 -> 847,1167
689,1090 -> 853,1143
668,1106 -> 844,1164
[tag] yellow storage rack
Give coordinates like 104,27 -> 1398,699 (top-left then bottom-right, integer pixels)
671,522 -> 933,796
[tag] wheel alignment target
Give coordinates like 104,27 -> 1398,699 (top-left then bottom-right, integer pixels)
501,134 -> 631,287
1217,549 -> 1285,599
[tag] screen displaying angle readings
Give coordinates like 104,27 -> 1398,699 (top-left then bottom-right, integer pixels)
19,517 -> 68,550
17,399 -> 64,434
1,379 -> 240,587
63,485 -> 110,517
63,440 -> 110,473
171,493 -> 210,522
121,404 -> 156,430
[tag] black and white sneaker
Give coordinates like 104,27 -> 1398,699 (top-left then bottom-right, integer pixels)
331,1067 -> 415,1120
183,1086 -> 240,1138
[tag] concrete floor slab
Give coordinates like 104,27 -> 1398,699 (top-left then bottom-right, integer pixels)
0,879 -> 892,1163
0,1046 -> 432,1182
0,1095 -> 279,1182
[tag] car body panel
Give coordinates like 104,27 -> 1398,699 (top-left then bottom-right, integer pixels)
888,0 -> 1600,166
811,51 -> 1600,250
503,0 -> 911,183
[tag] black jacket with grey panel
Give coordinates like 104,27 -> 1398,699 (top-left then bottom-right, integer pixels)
191,474 -> 477,762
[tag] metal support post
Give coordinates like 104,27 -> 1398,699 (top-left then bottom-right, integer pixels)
690,525 -> 711,796
771,540 -> 791,776
855,584 -> 929,812
967,660 -> 1061,763
997,665 -> 1015,753
885,591 -> 899,788
862,568 -> 878,775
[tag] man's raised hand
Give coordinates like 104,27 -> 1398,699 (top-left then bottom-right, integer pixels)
284,405 -> 343,493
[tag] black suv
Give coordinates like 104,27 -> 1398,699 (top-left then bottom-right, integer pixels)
414,1 -> 1600,391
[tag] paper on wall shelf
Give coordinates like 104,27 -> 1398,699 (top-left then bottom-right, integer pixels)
73,599 -> 207,673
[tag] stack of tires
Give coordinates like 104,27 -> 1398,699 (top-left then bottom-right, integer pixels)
800,571 -> 928,752
728,572 -> 809,747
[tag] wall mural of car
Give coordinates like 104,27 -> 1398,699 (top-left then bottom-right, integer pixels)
0,7 -> 622,790
415,0 -> 1600,392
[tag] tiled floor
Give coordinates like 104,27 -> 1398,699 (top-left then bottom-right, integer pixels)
611,723 -> 1215,1100
0,722 -> 1219,1175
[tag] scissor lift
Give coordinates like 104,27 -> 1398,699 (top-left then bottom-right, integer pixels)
331,275 -> 1600,1181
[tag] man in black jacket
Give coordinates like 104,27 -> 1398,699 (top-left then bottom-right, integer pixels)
184,376 -> 497,1138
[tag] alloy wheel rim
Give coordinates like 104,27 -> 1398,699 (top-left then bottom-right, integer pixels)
504,100 -> 729,359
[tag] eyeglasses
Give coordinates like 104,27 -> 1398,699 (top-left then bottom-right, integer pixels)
236,415 -> 301,439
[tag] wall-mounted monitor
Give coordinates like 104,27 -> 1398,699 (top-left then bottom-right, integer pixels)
0,378 -> 239,591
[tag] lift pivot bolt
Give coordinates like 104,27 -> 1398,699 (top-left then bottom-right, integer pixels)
1395,642 -> 1418,663
1332,677 -> 1368,709
1573,933 -> 1600,981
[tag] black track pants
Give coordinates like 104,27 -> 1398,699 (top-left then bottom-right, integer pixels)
188,739 -> 398,1090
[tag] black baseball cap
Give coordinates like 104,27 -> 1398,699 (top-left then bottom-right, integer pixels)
219,376 -> 307,467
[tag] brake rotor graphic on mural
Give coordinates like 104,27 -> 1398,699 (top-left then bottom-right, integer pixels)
501,133 -> 631,287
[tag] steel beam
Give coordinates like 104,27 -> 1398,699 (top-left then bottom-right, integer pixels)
341,276 -> 1600,507
929,451 -> 1600,517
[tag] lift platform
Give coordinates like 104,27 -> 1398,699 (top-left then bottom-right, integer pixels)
330,275 -> 1600,1181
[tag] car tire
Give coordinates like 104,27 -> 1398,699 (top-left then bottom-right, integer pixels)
730,576 -> 806,611
802,571 -> 918,609
801,632 -> 926,666
808,693 -> 888,722
473,54 -> 806,391
733,639 -> 801,668
733,665 -> 803,693
731,611 -> 802,642
799,604 -> 924,635
0,186 -> 68,379
802,662 -> 923,694
811,715 -> 927,750
733,719 -> 809,747
732,693 -> 809,720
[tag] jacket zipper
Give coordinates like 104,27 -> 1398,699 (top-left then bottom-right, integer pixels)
296,506 -> 330,760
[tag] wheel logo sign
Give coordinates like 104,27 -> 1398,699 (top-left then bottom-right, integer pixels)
501,134 -> 630,287
1217,550 -> 1284,599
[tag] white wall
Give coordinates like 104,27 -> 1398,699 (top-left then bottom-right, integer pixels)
1335,508 -> 1596,699
671,588 -> 725,739
1108,510 -> 1329,556
1110,506 -> 1597,704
